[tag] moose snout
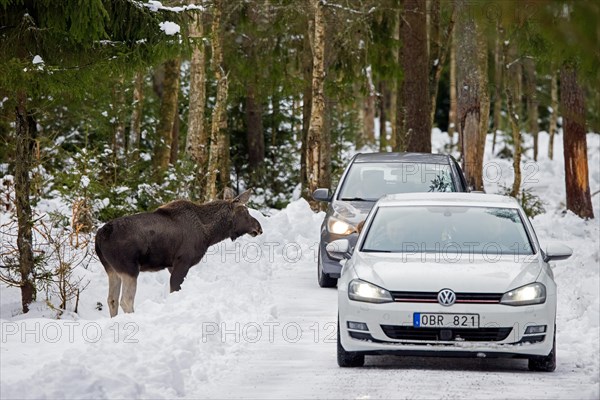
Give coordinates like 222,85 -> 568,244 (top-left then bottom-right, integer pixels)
250,221 -> 263,237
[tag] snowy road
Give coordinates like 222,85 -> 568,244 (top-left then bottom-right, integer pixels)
201,254 -> 598,400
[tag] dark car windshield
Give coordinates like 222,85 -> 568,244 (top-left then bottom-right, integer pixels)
338,162 -> 455,200
362,205 -> 535,255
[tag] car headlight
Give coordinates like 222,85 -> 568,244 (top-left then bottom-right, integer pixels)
501,283 -> 546,306
328,216 -> 356,235
348,279 -> 393,303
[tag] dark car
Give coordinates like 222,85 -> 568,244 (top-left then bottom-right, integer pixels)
312,152 -> 469,288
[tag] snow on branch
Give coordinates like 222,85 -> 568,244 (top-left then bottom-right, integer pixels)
132,0 -> 205,13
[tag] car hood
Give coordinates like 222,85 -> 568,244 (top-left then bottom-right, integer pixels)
352,253 -> 542,293
331,200 -> 375,225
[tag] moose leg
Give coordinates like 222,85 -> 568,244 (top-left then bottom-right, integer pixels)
120,274 -> 138,313
107,271 -> 122,318
169,265 -> 191,292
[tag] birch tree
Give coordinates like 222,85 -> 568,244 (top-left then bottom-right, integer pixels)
548,71 -> 558,160
206,0 -> 229,200
306,0 -> 327,210
186,6 -> 208,197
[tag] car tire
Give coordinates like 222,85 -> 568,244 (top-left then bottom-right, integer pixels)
337,319 -> 365,367
318,249 -> 337,288
528,325 -> 556,372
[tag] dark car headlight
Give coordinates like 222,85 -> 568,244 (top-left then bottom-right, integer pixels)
327,216 -> 356,235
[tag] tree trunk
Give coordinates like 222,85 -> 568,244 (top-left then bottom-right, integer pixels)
491,24 -> 503,154
456,1 -> 484,191
477,30 -> 489,166
112,79 -> 126,158
399,0 -> 431,153
14,91 -> 36,313
300,24 -> 313,200
306,0 -> 327,210
361,66 -> 376,148
271,92 -> 280,147
129,71 -> 144,155
507,88 -> 521,198
504,42 -> 522,198
206,0 -> 229,200
243,4 -> 265,172
246,84 -> 265,171
560,65 -> 594,219
524,58 -> 539,161
186,7 -> 208,197
448,32 -> 457,141
394,4 -> 406,152
428,0 -> 455,129
169,113 -> 179,164
153,58 -> 181,176
378,80 -> 388,151
389,6 -> 399,150
548,71 -> 558,160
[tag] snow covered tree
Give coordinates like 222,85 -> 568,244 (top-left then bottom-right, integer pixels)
0,0 -> 186,313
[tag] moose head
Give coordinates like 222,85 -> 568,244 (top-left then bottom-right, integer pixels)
228,189 -> 263,241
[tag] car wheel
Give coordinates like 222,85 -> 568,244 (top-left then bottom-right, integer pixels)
337,319 -> 365,367
528,325 -> 556,372
318,249 -> 337,288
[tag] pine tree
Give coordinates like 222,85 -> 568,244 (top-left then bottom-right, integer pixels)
560,64 -> 594,219
456,0 -> 485,191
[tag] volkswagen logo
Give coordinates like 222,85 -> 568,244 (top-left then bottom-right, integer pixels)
438,289 -> 456,306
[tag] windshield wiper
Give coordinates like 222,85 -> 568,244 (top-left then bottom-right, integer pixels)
340,197 -> 376,201
362,249 -> 392,253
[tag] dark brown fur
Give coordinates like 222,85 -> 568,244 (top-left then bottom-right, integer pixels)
95,190 -> 262,317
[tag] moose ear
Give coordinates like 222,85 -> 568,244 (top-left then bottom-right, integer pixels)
220,187 -> 235,201
233,189 -> 252,204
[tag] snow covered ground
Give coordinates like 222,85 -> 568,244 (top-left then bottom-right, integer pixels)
1,130 -> 599,399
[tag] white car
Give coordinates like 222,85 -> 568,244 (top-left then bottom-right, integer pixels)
331,193 -> 572,371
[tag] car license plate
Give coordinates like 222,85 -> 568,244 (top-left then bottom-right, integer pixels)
413,313 -> 479,328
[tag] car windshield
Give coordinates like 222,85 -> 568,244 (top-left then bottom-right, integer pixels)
362,206 -> 535,255
338,162 -> 455,201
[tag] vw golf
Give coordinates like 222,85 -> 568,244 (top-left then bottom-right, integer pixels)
332,193 -> 572,371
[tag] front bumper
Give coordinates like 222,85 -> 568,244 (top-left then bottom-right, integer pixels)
339,297 -> 556,357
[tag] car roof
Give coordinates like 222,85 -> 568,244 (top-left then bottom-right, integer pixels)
376,192 -> 520,208
352,152 -> 452,164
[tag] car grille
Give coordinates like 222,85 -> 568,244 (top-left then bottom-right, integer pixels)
380,325 -> 512,342
390,291 -> 503,304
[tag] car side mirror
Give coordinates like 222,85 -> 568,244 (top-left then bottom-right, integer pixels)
312,188 -> 331,202
544,242 -> 573,262
326,239 -> 351,260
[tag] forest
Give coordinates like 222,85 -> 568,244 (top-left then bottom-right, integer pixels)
0,1 -> 598,314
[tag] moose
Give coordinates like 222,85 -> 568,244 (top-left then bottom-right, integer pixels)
95,189 -> 262,317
